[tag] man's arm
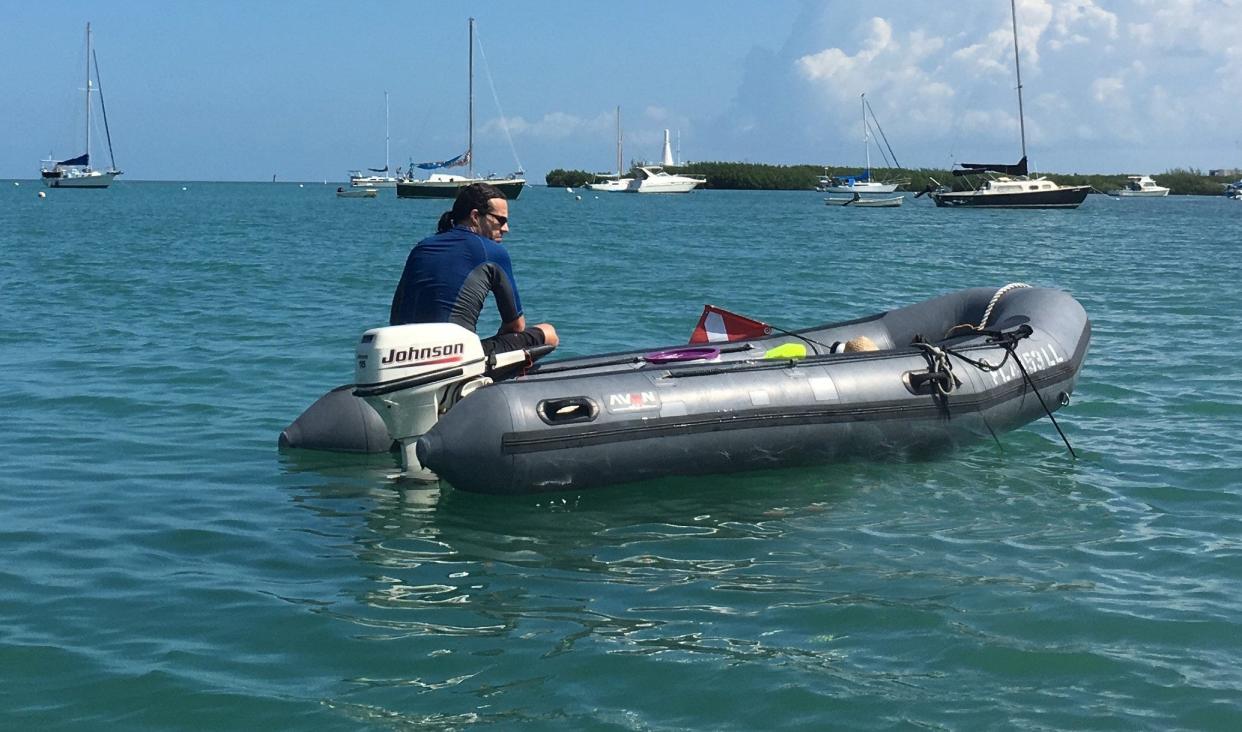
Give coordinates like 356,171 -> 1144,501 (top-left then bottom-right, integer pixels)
486,246 -> 525,333
389,254 -> 415,326
498,314 -> 527,335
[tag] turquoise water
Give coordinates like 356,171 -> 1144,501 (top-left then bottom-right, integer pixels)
3,181 -> 1242,729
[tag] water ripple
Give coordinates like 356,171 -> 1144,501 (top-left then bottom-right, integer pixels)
5,186 -> 1242,729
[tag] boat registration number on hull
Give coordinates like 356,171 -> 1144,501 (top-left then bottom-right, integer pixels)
988,344 -> 1064,387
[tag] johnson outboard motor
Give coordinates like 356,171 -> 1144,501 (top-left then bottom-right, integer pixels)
352,323 -> 531,480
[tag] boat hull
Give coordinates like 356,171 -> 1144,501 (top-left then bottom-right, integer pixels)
585,178 -> 634,192
350,178 -> 397,189
627,166 -> 705,193
1115,189 -> 1169,197
396,178 -> 525,200
819,182 -> 900,194
282,286 -> 1090,495
930,186 -> 1089,209
630,181 -> 703,193
824,195 -> 903,207
41,170 -> 118,189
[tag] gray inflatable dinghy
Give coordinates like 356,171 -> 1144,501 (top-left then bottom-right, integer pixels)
280,285 -> 1090,494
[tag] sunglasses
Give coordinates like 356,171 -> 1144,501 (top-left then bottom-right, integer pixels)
479,209 -> 508,227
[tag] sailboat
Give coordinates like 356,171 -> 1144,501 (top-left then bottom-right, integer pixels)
928,0 -> 1089,209
40,23 -> 122,189
349,92 -> 398,188
585,106 -> 634,192
396,18 -> 525,200
818,93 -> 904,194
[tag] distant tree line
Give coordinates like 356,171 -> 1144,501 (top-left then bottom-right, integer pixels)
545,169 -> 595,188
546,163 -> 1236,196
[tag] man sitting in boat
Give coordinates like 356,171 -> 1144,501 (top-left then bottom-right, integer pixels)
389,182 -> 558,358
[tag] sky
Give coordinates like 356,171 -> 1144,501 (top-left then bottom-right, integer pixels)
5,0 -> 1240,181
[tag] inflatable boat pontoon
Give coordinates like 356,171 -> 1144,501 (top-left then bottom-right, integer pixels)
280,285 -> 1090,494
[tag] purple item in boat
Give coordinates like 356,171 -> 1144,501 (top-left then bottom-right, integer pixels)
642,347 -> 721,364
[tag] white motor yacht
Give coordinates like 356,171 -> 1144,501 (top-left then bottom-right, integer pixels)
628,166 -> 704,194
1112,175 -> 1169,197
624,129 -> 705,193
585,175 -> 634,192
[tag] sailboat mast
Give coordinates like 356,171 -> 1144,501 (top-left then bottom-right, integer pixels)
861,92 -> 870,176
385,91 -> 390,171
615,106 -> 622,176
85,23 -> 92,169
1010,0 -> 1028,160
468,17 -> 474,178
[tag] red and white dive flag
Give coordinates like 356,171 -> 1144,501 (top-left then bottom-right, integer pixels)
689,305 -> 772,344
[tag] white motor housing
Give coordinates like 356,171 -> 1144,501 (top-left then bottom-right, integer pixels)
353,323 -> 488,480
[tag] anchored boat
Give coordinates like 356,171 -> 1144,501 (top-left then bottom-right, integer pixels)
336,187 -> 378,198
584,106 -> 635,193
348,92 -> 398,188
281,285 -> 1090,495
396,18 -> 525,200
926,1 -> 1089,209
824,194 -> 904,207
40,23 -> 122,188
817,93 -> 906,195
1110,175 -> 1170,197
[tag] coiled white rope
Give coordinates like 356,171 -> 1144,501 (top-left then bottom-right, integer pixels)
977,282 -> 1031,329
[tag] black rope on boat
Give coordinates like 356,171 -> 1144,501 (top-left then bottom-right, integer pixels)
911,336 -> 962,416
1004,341 -> 1078,459
926,325 -> 1077,459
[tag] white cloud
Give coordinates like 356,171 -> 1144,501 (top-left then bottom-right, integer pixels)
480,111 -> 612,140
754,1 -> 1240,171
796,15 -> 955,136
1092,77 -> 1126,107
644,106 -> 670,122
1128,23 -> 1154,46
474,106 -> 694,169
798,17 -> 896,84
1047,0 -> 1118,50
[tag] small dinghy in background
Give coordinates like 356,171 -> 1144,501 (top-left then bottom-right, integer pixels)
280,285 -> 1090,494
336,187 -> 378,198
824,194 -> 904,207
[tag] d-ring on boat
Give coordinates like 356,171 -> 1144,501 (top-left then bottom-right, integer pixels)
279,285 -> 1090,494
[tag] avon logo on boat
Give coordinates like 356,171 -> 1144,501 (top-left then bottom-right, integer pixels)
380,342 -> 465,368
607,391 -> 660,413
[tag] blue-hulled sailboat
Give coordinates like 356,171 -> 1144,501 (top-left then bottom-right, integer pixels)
928,1 -> 1088,209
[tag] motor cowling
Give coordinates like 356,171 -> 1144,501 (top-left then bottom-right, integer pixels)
354,322 -> 486,388
353,323 -> 488,480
